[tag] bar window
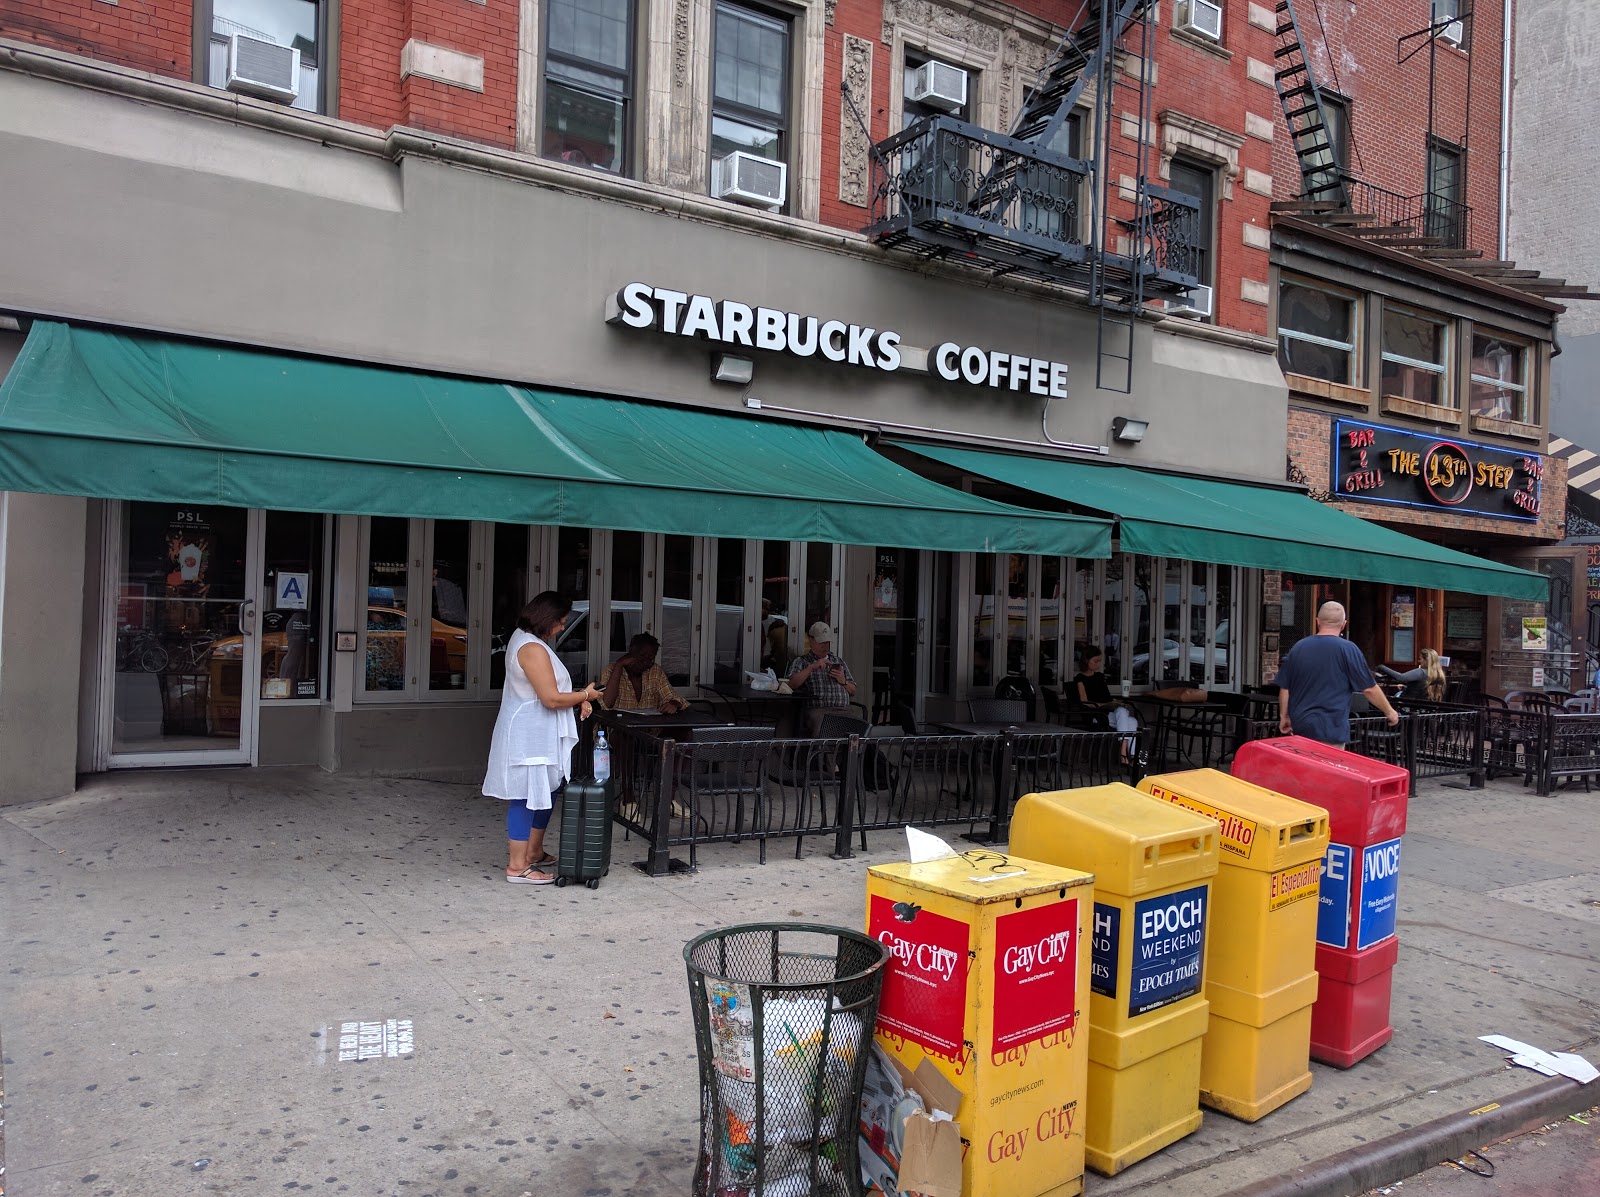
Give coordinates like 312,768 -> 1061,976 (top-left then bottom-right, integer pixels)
711,3 -> 790,178
1470,334 -> 1530,422
1381,306 -> 1451,407
1278,279 -> 1358,385
542,0 -> 635,173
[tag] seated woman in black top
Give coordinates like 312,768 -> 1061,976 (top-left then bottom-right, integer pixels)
1071,648 -> 1117,728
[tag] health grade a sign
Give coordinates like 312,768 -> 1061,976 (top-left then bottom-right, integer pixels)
607,281 -> 1071,397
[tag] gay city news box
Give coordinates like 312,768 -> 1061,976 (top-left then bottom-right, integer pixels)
1138,770 -> 1329,1122
1232,736 -> 1409,1068
866,855 -> 1094,1197
1011,784 -> 1219,1176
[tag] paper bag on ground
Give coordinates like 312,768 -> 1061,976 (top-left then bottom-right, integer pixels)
896,1113 -> 963,1197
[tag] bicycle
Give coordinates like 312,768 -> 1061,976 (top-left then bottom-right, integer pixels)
116,627 -> 168,673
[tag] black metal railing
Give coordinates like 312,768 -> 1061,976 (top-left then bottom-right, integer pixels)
866,114 -> 1092,278
1344,176 -> 1473,249
1223,701 -> 1485,791
1539,712 -> 1600,793
1142,183 -> 1204,286
608,724 -> 1126,876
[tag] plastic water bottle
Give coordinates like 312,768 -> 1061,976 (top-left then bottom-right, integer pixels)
593,728 -> 611,782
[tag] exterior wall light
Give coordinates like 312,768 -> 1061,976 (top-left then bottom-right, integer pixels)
1111,416 -> 1149,443
711,352 -> 754,385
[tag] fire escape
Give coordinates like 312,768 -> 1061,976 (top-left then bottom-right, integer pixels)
862,0 -> 1204,393
1269,0 -> 1595,302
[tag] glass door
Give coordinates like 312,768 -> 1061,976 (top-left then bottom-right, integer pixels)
107,501 -> 263,766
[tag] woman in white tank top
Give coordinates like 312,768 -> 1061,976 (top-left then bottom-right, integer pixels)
483,591 -> 602,883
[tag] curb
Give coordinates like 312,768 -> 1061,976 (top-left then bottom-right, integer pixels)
1218,1076 -> 1599,1197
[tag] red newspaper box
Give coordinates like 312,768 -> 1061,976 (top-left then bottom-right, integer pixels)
1232,736 -> 1408,1068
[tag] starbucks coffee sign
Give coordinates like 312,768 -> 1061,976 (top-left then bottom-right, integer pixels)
606,281 -> 1070,397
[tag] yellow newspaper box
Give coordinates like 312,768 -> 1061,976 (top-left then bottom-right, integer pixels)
1011,784 -> 1219,1175
867,854 -> 1094,1197
1138,770 -> 1330,1122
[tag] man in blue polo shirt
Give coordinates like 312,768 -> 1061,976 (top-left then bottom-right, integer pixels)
1276,601 -> 1400,746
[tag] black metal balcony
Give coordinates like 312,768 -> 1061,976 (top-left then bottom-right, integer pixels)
1345,176 -> 1473,249
866,115 -> 1093,284
865,114 -> 1202,303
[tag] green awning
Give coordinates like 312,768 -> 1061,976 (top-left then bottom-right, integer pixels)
0,323 -> 1110,557
899,441 -> 1547,601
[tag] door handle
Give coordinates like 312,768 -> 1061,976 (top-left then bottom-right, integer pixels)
240,598 -> 255,637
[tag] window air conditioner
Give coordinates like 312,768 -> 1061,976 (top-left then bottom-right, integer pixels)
226,33 -> 301,103
907,60 -> 969,113
1176,0 -> 1224,41
712,151 -> 788,210
1169,284 -> 1214,319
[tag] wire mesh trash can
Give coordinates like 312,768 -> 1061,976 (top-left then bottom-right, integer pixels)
686,923 -> 889,1197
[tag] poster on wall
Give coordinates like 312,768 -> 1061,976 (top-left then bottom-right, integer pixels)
1445,608 -> 1485,641
873,552 -> 898,615
164,509 -> 213,598
1391,596 -> 1415,629
1522,617 -> 1549,650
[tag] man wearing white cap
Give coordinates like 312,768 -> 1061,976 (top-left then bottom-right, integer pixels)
787,621 -> 858,734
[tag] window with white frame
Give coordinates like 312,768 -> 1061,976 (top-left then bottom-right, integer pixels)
1278,278 -> 1359,385
1381,306 -> 1451,407
711,3 -> 791,190
1432,0 -> 1463,44
1470,333 -> 1531,423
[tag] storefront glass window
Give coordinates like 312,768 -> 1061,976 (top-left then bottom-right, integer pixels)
554,526 -> 591,685
661,534 -> 695,684
760,541 -> 793,674
1187,561 -> 1210,686
1211,566 -> 1233,687
971,554 -> 995,688
1004,554 -> 1028,677
805,542 -> 835,630
428,520 -> 472,692
1103,556 -> 1124,684
609,530 -> 644,665
364,517 -> 410,693
261,512 -> 323,701
930,552 -> 953,695
1038,556 -> 1062,691
713,538 -> 747,684
490,524 -> 530,690
1072,559 -> 1096,665
873,547 -> 919,722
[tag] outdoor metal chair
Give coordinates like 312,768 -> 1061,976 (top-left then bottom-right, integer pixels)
679,725 -> 777,861
967,697 -> 1028,724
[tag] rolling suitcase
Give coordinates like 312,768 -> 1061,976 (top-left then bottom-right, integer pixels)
555,777 -> 615,889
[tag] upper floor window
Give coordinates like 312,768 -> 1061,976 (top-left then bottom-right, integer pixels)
711,2 -> 791,204
1382,306 -> 1450,407
1168,156 -> 1217,318
1470,334 -> 1531,423
1278,279 -> 1358,385
1426,137 -> 1464,246
542,0 -> 636,173
904,53 -> 971,124
205,0 -> 325,114
1432,0 -> 1464,45
1320,91 -> 1350,177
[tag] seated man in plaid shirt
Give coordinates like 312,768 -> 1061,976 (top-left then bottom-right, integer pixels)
601,633 -> 688,714
787,622 -> 858,734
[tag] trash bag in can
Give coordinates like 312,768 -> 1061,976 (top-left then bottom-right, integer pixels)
685,923 -> 889,1197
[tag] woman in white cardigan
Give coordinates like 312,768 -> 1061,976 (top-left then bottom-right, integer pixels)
483,591 -> 602,884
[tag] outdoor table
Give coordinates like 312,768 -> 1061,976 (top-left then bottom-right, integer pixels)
935,720 -> 1070,736
597,708 -> 729,735
697,683 -> 805,734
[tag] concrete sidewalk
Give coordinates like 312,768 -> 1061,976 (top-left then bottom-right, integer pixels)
1,768 -> 1598,1197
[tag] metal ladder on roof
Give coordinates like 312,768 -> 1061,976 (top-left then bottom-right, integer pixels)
1272,0 -> 1349,207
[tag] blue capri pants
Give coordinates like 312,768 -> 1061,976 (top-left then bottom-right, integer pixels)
506,799 -> 555,840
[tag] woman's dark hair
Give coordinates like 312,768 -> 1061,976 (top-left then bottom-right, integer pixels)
518,591 -> 572,638
1081,646 -> 1105,667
